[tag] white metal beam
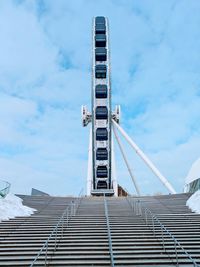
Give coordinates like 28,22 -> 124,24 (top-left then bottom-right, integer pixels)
112,120 -> 176,194
113,125 -> 141,196
111,135 -> 118,196
87,127 -> 93,196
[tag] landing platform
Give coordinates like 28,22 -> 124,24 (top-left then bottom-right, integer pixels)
91,189 -> 114,196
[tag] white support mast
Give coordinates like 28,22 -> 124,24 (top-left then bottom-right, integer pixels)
86,127 -> 93,196
113,125 -> 141,196
111,135 -> 118,197
112,120 -> 176,194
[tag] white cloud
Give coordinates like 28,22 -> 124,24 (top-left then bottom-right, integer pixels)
0,1 -> 58,94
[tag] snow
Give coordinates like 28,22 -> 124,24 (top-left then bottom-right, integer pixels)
185,157 -> 200,185
186,190 -> 200,214
0,194 -> 36,221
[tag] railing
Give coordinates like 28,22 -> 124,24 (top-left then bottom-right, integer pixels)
127,197 -> 200,267
30,190 -> 83,267
0,180 -> 11,198
104,194 -> 115,267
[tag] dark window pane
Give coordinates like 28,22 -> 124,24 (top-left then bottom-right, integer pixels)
96,128 -> 108,141
95,85 -> 107,98
95,24 -> 106,34
96,148 -> 108,160
95,16 -> 106,24
95,48 -> 107,61
95,34 -> 106,47
97,180 -> 107,189
96,106 -> 108,120
97,165 -> 108,178
189,178 -> 200,193
95,65 -> 107,79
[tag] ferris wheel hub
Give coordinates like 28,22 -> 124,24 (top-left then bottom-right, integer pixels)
81,105 -> 91,127
112,105 -> 121,124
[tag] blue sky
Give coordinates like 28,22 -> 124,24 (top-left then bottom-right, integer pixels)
0,0 -> 200,196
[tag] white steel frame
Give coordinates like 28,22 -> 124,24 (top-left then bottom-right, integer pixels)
83,16 -> 176,196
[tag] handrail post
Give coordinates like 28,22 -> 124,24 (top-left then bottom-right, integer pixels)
152,216 -> 155,235
72,201 -> 75,216
70,203 -> 72,216
45,240 -> 48,266
138,200 -> 141,216
55,229 -> 57,251
67,208 -> 69,226
130,198 -> 132,210
62,216 -> 64,238
135,201 -> 137,215
136,200 -> 139,215
174,239 -> 178,266
103,194 -> 115,267
161,226 -> 165,250
145,209 -> 147,225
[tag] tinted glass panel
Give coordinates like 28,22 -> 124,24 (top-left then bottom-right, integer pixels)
95,85 -> 107,98
95,17 -> 106,34
96,148 -> 108,160
97,180 -> 107,189
189,178 -> 200,193
95,65 -> 107,79
95,16 -> 106,24
97,165 -> 108,178
96,128 -> 108,141
95,34 -> 106,47
96,106 -> 108,120
95,48 -> 107,61
95,24 -> 106,34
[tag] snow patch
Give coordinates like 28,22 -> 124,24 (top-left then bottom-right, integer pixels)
0,194 -> 36,221
186,190 -> 200,214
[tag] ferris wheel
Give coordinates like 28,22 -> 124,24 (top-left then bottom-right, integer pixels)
82,17 -> 176,197
82,16 -> 118,196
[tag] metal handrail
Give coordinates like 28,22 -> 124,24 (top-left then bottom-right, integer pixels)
127,197 -> 200,267
30,192 -> 83,267
0,180 -> 11,198
104,194 -> 115,267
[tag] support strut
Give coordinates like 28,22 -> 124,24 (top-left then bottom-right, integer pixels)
86,127 -> 93,196
113,125 -> 141,196
112,120 -> 176,194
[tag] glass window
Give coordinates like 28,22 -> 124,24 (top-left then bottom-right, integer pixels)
97,165 -> 108,178
96,148 -> 108,160
189,178 -> 200,193
95,85 -> 107,98
96,128 -> 108,141
96,106 -> 108,120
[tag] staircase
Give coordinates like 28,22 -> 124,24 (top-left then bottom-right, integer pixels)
0,193 -> 199,266
107,195 -> 200,266
48,197 -> 111,266
0,195 -> 75,266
